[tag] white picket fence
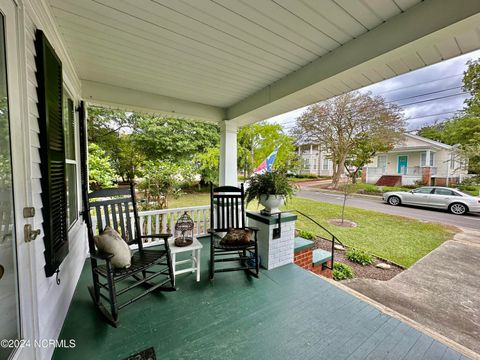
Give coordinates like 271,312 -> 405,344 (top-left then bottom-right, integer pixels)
91,205 -> 211,247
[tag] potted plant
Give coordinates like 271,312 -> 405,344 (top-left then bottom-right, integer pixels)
245,170 -> 296,215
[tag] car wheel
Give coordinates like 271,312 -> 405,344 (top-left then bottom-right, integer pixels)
387,195 -> 401,206
449,203 -> 467,215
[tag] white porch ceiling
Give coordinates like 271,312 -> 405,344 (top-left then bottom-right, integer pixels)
48,0 -> 480,124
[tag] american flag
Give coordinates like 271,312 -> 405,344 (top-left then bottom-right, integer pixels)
253,146 -> 280,174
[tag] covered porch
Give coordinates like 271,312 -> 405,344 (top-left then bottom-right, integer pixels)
4,1 -> 480,359
53,236 -> 465,360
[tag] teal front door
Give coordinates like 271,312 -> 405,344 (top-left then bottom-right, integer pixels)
397,156 -> 408,174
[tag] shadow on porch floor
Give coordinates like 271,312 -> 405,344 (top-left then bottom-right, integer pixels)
54,237 -> 466,360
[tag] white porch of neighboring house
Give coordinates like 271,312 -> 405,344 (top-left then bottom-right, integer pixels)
2,0 -> 480,359
297,144 -> 333,177
364,134 -> 468,186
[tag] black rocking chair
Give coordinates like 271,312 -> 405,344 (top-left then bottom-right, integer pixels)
86,183 -> 175,327
209,183 -> 260,279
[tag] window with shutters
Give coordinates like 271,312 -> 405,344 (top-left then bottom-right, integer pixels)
63,89 -> 78,228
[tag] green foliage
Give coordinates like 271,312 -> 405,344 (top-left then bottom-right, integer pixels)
245,170 -> 296,204
193,147 -> 219,185
460,176 -> 480,186
87,106 -> 220,182
418,59 -> 480,174
338,182 -> 412,195
114,136 -> 145,181
332,262 -> 354,281
297,229 -> 315,240
138,160 -> 195,209
238,122 -> 299,177
458,177 -> 480,195
133,115 -> 219,162
463,58 -> 480,116
346,248 -> 374,266
88,143 -> 116,190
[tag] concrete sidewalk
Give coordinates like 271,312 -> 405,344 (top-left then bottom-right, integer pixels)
346,228 -> 480,356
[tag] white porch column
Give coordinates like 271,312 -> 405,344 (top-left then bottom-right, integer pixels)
425,150 -> 431,167
219,121 -> 238,186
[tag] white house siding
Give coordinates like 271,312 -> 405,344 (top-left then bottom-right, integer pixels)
297,144 -> 333,176
23,1 -> 87,359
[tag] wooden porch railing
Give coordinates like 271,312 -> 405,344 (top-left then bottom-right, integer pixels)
91,205 -> 211,247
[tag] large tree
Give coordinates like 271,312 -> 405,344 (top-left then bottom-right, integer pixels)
418,58 -> 480,174
463,58 -> 480,116
88,106 -> 221,182
294,92 -> 405,188
133,115 -> 219,162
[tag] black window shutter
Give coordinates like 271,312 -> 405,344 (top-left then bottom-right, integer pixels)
35,29 -> 69,278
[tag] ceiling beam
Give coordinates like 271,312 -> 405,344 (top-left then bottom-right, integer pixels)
81,80 -> 225,123
226,0 -> 480,123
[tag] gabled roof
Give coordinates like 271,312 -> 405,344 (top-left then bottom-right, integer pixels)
403,133 -> 454,150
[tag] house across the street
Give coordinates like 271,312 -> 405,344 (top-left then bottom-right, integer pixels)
297,133 -> 468,186
365,133 -> 468,186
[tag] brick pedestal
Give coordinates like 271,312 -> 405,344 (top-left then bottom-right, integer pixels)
421,167 -> 432,185
294,238 -> 333,279
311,260 -> 332,278
294,249 -> 313,271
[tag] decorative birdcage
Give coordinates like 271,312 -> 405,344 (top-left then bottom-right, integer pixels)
174,211 -> 194,247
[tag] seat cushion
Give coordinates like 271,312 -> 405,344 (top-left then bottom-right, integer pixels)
94,226 -> 132,269
221,228 -> 253,245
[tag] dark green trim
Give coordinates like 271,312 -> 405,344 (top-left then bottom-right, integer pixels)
35,29 -> 69,278
294,237 -> 314,253
246,211 -> 297,225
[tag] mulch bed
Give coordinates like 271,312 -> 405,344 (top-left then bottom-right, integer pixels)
313,238 -> 404,281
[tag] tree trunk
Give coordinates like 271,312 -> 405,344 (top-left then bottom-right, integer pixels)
331,156 -> 346,189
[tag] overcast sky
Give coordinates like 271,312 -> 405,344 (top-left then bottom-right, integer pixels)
267,49 -> 480,132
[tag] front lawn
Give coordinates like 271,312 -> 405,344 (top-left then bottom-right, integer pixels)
164,193 -> 456,268
285,197 -> 456,268
167,192 -> 210,208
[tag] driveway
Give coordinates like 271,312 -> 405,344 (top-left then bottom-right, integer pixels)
297,186 -> 480,230
346,228 -> 480,356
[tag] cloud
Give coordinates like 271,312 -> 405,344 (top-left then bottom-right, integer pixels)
266,49 -> 480,132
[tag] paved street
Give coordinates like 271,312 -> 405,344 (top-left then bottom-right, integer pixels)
297,188 -> 480,230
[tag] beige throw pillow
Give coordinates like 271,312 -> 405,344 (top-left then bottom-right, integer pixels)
94,226 -> 132,269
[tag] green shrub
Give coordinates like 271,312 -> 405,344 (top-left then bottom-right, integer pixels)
297,229 -> 315,240
459,176 -> 480,186
332,262 -> 354,281
245,170 -> 296,204
362,184 -> 379,193
345,248 -> 374,266
382,186 -> 409,193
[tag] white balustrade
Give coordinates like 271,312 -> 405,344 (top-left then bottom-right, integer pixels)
91,205 -> 211,248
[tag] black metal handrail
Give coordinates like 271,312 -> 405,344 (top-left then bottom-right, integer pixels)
278,209 -> 345,271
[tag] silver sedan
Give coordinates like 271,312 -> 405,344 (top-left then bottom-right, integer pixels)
383,186 -> 480,215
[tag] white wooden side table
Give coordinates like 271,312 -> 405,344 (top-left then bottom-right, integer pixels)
168,237 -> 203,285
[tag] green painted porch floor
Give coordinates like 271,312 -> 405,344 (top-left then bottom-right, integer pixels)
54,238 -> 466,360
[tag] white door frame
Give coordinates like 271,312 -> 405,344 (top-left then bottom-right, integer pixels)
1,0 -> 37,359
